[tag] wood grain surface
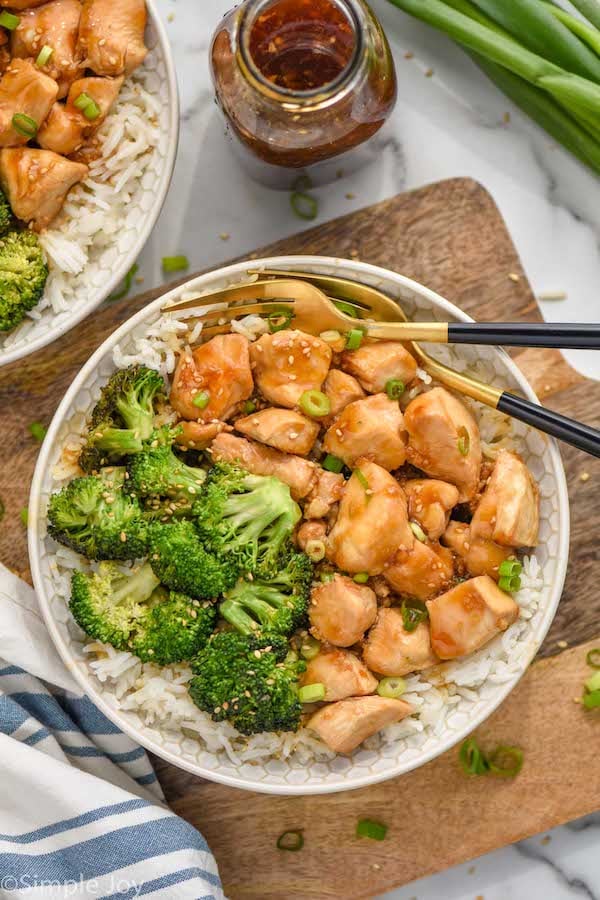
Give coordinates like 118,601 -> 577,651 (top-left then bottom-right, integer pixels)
0,177 -> 599,897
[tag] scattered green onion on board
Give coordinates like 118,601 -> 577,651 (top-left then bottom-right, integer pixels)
353,572 -> 369,584
12,113 -> 37,139
299,389 -> 331,417
385,378 -> 405,400
583,690 -> 600,709
276,829 -> 304,852
345,328 -> 363,350
298,683 -> 326,703
459,736 -> 524,777
20,508 -> 28,527
459,737 -> 490,775
377,676 -> 406,699
401,600 -> 428,633
586,648 -> 600,669
305,539 -> 326,562
28,421 -> 47,442
192,390 -> 210,410
300,636 -> 321,660
0,11 -> 20,29
356,819 -> 388,841
35,45 -> 54,67
323,453 -> 344,473
267,308 -> 293,332
109,263 -> 139,302
162,255 -> 189,273
290,191 -> 318,220
585,670 -> 600,693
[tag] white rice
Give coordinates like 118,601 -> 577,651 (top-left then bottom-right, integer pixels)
0,63 -> 160,353
44,306 -> 548,770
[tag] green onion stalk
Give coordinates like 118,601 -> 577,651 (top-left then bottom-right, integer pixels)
385,0 -> 600,176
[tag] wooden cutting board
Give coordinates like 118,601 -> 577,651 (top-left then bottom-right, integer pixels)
1,177 -> 599,897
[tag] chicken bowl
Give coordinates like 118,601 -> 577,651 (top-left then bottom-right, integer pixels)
29,255 -> 569,795
0,0 -> 178,367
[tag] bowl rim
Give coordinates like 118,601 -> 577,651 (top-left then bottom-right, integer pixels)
0,0 -> 180,369
29,254 -> 570,796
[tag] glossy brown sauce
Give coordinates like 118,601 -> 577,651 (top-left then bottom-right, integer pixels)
248,0 -> 355,92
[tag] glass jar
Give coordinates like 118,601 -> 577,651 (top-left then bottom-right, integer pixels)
210,0 -> 397,188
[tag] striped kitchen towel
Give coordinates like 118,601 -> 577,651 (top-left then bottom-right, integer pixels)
0,564 -> 225,899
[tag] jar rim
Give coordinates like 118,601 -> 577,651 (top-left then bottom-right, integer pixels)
236,0 -> 367,108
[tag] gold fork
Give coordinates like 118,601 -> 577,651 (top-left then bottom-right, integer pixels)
164,268 -> 600,457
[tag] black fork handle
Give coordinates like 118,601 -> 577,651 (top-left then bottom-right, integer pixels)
498,393 -> 600,457
449,322 -> 600,349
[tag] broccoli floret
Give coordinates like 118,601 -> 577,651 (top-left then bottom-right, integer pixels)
0,230 -> 48,333
70,563 -> 215,664
189,631 -> 306,735
132,590 -> 217,665
148,520 -> 238,600
194,463 -> 301,576
0,190 -> 14,238
127,435 -> 207,502
70,561 -> 160,648
220,550 -> 313,637
47,468 -> 148,560
79,366 -> 165,473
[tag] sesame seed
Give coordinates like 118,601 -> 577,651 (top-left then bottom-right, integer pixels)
288,355 -> 294,365
120,532 -> 127,542
580,471 -> 590,482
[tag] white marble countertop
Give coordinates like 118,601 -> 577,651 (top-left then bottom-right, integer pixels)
147,2 -> 600,896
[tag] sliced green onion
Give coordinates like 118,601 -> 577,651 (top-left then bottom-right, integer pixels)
356,819 -> 388,841
298,683 -> 326,703
320,571 -> 335,583
192,390 -> 210,410
267,308 -> 293,333
276,829 -> 304,851
109,263 -> 139,302
459,737 -> 490,776
585,670 -> 600,693
12,113 -> 37,139
498,574 -> 522,593
28,421 -> 47,442
300,636 -> 321,660
345,328 -> 363,350
401,600 -> 428,633
488,745 -> 524,778
333,298 -> 363,318
498,559 -> 522,577
542,2 -> 600,57
20,507 -> 28,527
354,468 -> 369,491
305,539 -> 326,562
410,521 -> 427,542
299,389 -> 330,418
290,191 -> 318,220
457,425 -> 470,456
586,648 -> 600,669
36,45 -> 54,67
74,92 -> 101,120
377,676 -> 406,699
242,400 -> 256,414
353,572 -> 369,584
73,91 -> 92,111
0,11 -> 20,29
323,454 -> 343,473
385,378 -> 405,400
162,255 -> 189,273
568,0 -> 600,32
583,689 -> 600,710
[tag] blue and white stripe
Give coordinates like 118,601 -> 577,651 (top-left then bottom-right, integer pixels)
0,566 -> 224,898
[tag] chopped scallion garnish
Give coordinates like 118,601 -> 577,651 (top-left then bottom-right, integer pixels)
488,745 -> 524,778
305,539 -> 326,562
353,572 -> 369,584
276,829 -> 304,851
298,683 -> 325,703
300,636 -> 321,660
345,328 -> 363,350
290,190 -> 318,220
583,690 -> 600,710
73,92 -> 101,120
410,521 -> 427,542
356,819 -> 388,841
242,400 -> 256,414
28,421 -> 47,442
498,559 -> 522,578
299,389 -> 330,418
267,308 -> 293,333
36,45 -> 54,67
385,378 -> 405,400
320,571 -> 335,583
12,113 -> 37,139
322,454 -> 343,473
162,255 -> 189,273
109,263 -> 139,302
20,507 -> 28,527
457,425 -> 470,456
377,676 -> 406,699
585,670 -> 600,694
354,468 -> 369,491
401,600 -> 428,633
459,737 -> 490,776
192,390 -> 210,410
586,648 -> 600,669
0,11 -> 20,29
498,574 -> 522,593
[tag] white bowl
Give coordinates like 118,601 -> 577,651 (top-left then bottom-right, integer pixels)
29,256 -> 569,795
0,0 -> 179,368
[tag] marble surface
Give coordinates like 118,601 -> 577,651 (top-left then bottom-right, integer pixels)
147,2 -> 600,897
